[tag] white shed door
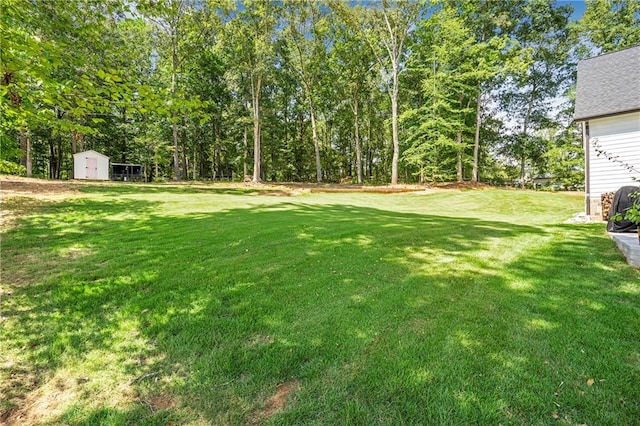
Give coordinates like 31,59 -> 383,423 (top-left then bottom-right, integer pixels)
86,157 -> 98,179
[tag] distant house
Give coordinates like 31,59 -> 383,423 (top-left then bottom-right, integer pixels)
73,150 -> 110,180
574,45 -> 640,219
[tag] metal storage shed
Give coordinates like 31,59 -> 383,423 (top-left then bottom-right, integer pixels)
73,150 -> 110,180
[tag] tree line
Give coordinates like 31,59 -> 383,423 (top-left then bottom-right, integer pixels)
2,0 -> 639,185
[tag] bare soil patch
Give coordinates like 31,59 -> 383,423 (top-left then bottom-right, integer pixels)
257,189 -> 291,196
282,182 -> 429,193
137,394 -> 177,414
0,176 -> 78,197
2,370 -> 137,425
1,177 -> 79,232
433,181 -> 490,190
250,380 -> 300,424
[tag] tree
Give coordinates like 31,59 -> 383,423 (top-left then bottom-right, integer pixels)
1,0 -> 136,178
499,0 -> 574,187
330,13 -> 377,184
577,0 -> 640,54
221,0 -> 279,183
544,126 -> 584,189
283,0 -> 331,183
332,0 -> 424,185
451,0 -> 525,182
140,0 -> 215,180
403,2 -> 479,182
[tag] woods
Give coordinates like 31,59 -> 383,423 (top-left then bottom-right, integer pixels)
2,0 -> 639,185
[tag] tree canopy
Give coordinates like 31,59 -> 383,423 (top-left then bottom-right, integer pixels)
2,0 -> 637,186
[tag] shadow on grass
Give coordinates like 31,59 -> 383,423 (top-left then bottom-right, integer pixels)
1,197 -> 638,424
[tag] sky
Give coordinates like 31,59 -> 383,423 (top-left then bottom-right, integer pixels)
558,0 -> 587,21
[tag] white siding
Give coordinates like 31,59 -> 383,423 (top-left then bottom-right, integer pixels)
588,112 -> 640,199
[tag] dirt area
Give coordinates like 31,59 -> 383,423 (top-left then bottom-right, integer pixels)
434,181 -> 490,190
1,370 -> 138,425
0,177 -> 80,232
249,381 -> 300,424
282,182 -> 429,193
0,176 -> 80,198
0,176 -> 467,199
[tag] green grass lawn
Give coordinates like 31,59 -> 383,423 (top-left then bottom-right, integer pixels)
1,184 -> 639,425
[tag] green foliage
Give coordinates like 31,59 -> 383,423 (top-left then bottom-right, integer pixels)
402,2 -> 478,180
0,0 -> 614,186
613,191 -> 640,226
496,0 -> 575,186
544,127 -> 585,189
0,159 -> 26,175
577,0 -> 640,54
0,131 -> 21,161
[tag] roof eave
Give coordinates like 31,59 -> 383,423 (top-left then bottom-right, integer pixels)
573,108 -> 640,123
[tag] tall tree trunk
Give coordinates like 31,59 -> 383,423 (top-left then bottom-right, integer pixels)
211,121 -> 217,179
310,100 -> 322,183
181,135 -> 188,180
171,36 -> 181,181
520,95 -> 534,189
26,134 -> 32,177
367,116 -> 373,179
19,129 -> 32,177
71,132 -> 77,155
193,148 -> 197,180
49,141 -> 55,179
154,145 -> 159,181
354,93 -> 362,185
456,94 -> 466,183
252,74 -> 262,183
171,106 -> 180,180
181,117 -> 188,179
390,69 -> 400,185
456,131 -> 463,182
57,138 -> 63,179
243,125 -> 248,178
472,86 -> 482,182
122,107 -> 128,163
284,109 -> 290,180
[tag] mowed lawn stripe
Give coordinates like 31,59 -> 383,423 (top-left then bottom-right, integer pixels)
1,186 -> 638,425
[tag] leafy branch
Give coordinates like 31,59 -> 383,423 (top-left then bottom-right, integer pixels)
591,138 -> 640,178
593,138 -> 640,227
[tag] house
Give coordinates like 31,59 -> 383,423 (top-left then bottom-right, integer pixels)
574,45 -> 640,219
73,150 -> 110,180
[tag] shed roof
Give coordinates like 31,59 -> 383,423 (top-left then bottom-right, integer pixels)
574,45 -> 640,121
73,150 -> 109,159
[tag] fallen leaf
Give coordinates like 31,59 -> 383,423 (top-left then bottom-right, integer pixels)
551,412 -> 559,420
587,378 -> 594,386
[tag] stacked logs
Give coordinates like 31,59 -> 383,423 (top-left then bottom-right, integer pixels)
601,192 -> 615,220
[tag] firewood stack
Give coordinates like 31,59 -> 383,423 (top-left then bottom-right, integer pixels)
601,192 -> 615,220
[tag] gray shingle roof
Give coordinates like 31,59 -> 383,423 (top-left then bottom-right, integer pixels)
574,45 -> 640,121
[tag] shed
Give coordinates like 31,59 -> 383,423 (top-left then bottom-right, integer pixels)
111,163 -> 144,181
73,150 -> 110,180
574,45 -> 640,219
